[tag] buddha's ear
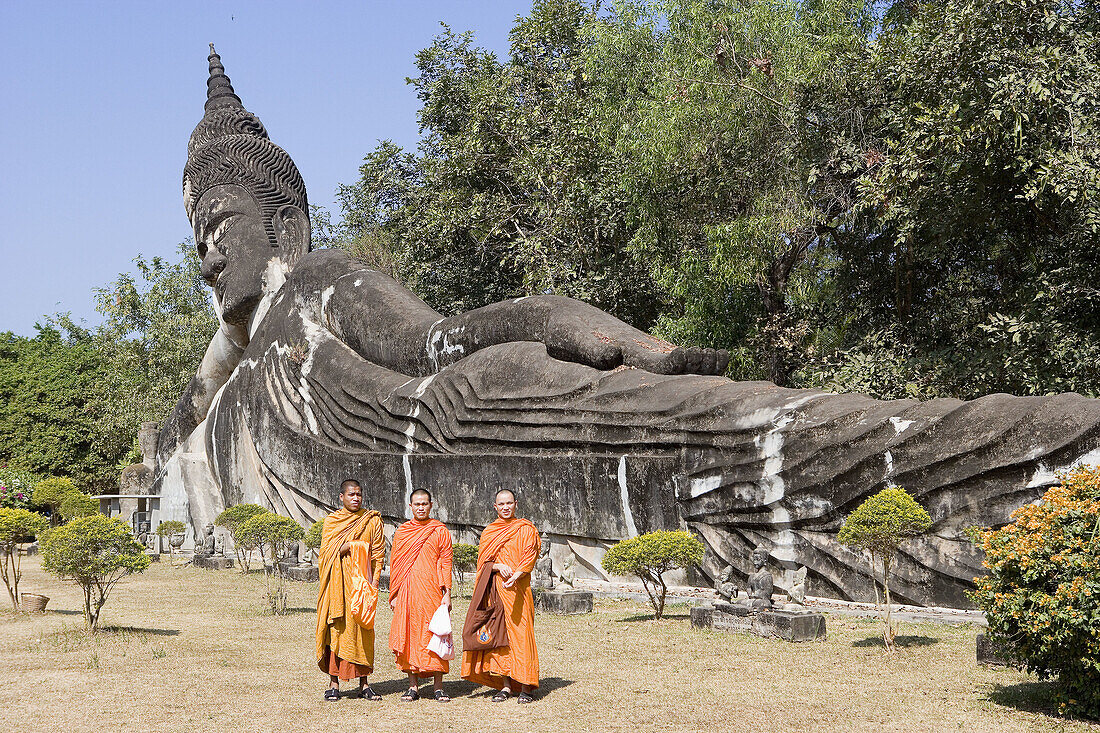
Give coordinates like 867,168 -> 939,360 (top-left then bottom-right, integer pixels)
273,204 -> 311,257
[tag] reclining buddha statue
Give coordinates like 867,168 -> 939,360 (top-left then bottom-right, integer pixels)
155,47 -> 1100,607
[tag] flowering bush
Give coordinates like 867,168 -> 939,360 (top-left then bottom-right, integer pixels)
0,466 -> 38,511
970,466 -> 1100,718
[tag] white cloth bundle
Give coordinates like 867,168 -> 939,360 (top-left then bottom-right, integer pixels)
427,603 -> 455,660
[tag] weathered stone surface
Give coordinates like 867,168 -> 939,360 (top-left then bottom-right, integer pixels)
976,632 -> 1013,667
283,564 -> 319,583
696,604 -> 826,642
535,589 -> 593,615
193,555 -> 234,570
152,47 -> 1100,609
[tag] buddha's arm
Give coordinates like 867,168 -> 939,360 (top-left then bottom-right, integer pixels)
425,295 -> 730,375
156,325 -> 247,464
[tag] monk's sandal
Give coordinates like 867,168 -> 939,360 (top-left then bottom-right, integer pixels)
434,689 -> 450,702
492,690 -> 511,702
401,688 -> 420,702
517,692 -> 534,704
360,686 -> 383,701
324,688 -> 339,702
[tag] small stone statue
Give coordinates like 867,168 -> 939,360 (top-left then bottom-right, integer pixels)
714,563 -> 737,602
747,546 -> 774,611
533,532 -> 554,590
558,553 -> 577,588
788,566 -> 808,607
195,523 -> 216,557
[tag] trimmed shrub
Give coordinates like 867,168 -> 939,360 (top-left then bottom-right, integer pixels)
838,486 -> 932,648
215,504 -> 269,572
156,520 -> 186,562
970,466 -> 1100,718
32,477 -> 80,525
40,514 -> 150,629
58,492 -> 97,522
237,513 -> 304,613
304,519 -> 323,556
452,543 -> 478,597
0,508 -> 48,610
602,530 -> 705,619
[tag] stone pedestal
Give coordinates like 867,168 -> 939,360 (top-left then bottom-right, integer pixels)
282,563 -> 319,582
535,589 -> 593,615
976,633 -> 1013,666
194,555 -> 234,570
692,602 -> 826,642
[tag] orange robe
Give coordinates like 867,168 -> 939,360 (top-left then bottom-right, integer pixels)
461,517 -> 540,689
389,518 -> 453,675
315,508 -> 385,679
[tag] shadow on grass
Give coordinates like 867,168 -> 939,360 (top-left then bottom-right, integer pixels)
363,675 -> 574,701
615,612 -> 691,623
986,681 -> 1063,718
283,607 -> 317,615
98,625 -> 181,637
47,609 -> 83,616
852,635 -> 939,648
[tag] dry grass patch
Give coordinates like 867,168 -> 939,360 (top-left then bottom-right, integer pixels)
0,558 -> 1093,732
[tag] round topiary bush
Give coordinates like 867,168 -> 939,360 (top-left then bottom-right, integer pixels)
970,465 -> 1100,718
602,530 -> 705,619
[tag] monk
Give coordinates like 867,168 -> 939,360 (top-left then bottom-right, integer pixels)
315,479 -> 386,701
389,488 -> 454,702
462,489 -> 540,703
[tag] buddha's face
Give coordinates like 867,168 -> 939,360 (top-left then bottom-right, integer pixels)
752,549 -> 768,569
191,183 -> 277,326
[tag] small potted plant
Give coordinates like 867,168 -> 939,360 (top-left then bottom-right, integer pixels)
157,520 -> 187,563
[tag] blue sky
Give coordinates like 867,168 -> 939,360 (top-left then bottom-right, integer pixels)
0,0 -> 532,336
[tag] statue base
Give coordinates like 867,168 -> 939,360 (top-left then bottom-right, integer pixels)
282,563 -> 319,582
194,555 -> 234,570
976,633 -> 1012,667
691,602 -> 826,642
535,589 -> 593,615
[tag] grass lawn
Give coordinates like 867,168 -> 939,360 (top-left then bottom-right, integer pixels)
0,557 -> 1093,732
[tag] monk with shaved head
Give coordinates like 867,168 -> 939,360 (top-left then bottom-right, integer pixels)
461,488 -> 540,703
389,488 -> 454,701
316,479 -> 386,701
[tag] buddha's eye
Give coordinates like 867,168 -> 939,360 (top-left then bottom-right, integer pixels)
211,215 -> 239,246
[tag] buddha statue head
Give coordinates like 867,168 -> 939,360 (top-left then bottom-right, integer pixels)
183,45 -> 311,326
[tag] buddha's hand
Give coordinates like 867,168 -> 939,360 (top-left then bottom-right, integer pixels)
543,303 -> 729,376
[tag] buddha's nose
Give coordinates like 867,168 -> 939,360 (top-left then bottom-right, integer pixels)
201,252 -> 227,285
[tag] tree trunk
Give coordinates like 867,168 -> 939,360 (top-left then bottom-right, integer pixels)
882,555 -> 895,650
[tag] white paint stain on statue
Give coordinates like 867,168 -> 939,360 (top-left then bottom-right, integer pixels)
618,455 -> 638,537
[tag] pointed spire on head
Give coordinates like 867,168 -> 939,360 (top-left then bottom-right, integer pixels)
205,43 -> 243,112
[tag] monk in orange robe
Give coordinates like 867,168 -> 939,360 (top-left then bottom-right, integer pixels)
461,488 -> 540,703
389,488 -> 454,702
315,479 -> 386,701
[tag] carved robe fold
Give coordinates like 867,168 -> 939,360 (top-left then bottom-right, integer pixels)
461,517 -> 540,689
389,518 -> 453,675
315,508 -> 384,678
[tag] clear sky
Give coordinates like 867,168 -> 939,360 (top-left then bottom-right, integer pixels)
0,0 -> 532,336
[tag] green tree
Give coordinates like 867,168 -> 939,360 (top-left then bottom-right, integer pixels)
215,504 -> 270,572
601,530 -> 705,618
452,542 -> 478,598
0,508 -> 48,611
237,513 -> 304,614
970,466 -> 1100,718
806,0 -> 1100,399
156,520 -> 186,563
90,243 -> 218,466
0,326 -> 118,490
838,486 -> 932,649
336,1 -> 664,329
40,514 -> 150,630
